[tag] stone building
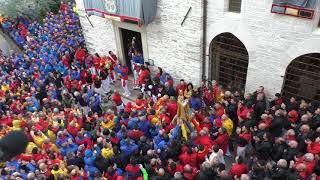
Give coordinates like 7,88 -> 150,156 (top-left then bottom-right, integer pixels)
76,0 -> 320,102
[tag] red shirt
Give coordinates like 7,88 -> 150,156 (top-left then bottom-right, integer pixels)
179,152 -> 198,167
112,94 -> 123,106
125,164 -> 141,180
230,163 -> 248,177
194,135 -> 213,150
138,70 -> 150,85
128,130 -> 144,140
212,133 -> 229,155
75,48 -> 86,64
175,84 -> 187,94
197,147 -> 209,164
307,142 -> 320,155
167,101 -> 178,119
237,107 -> 253,120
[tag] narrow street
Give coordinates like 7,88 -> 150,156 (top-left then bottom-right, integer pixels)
0,30 -> 22,56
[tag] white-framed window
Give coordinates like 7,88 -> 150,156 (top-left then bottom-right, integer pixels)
229,0 -> 242,13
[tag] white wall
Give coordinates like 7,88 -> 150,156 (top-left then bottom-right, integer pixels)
206,0 -> 320,97
76,0 -> 116,55
146,0 -> 203,85
76,0 -> 204,86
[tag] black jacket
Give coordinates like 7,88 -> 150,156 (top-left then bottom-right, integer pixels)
282,147 -> 299,162
271,142 -> 286,162
254,100 -> 266,120
256,140 -> 272,160
269,116 -> 284,137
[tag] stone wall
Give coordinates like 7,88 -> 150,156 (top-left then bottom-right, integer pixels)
76,0 -> 203,86
76,0 -> 116,55
146,0 -> 203,85
206,0 -> 320,97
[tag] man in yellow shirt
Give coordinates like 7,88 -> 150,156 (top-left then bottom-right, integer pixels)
101,143 -> 114,159
221,114 -> 234,136
30,129 -> 48,147
51,164 -> 68,180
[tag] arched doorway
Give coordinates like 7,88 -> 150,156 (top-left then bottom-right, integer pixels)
209,32 -> 249,91
282,53 -> 320,102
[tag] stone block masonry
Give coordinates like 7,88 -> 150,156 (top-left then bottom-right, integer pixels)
76,0 -> 204,86
76,0 -> 116,56
206,0 -> 320,97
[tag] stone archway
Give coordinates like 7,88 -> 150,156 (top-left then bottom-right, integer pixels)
282,53 -> 320,102
209,32 -> 249,91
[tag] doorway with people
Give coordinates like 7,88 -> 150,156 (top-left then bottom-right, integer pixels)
120,28 -> 144,75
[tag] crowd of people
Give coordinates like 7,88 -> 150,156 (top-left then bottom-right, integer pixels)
0,1 -> 320,180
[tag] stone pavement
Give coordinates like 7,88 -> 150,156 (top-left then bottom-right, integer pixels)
0,29 -> 22,56
112,75 -> 140,104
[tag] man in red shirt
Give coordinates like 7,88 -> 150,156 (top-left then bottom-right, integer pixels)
112,91 -> 124,112
179,147 -> 198,168
128,124 -> 144,141
175,79 -> 187,94
167,97 -> 178,120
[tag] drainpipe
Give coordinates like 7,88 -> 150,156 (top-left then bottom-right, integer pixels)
201,0 -> 208,81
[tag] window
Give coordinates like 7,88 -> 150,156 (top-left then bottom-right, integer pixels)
282,53 -> 320,102
229,0 -> 242,13
210,33 -> 249,91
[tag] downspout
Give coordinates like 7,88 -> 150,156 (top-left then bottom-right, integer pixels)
201,0 -> 208,81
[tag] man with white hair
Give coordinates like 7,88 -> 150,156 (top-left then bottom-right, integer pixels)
240,174 -> 250,180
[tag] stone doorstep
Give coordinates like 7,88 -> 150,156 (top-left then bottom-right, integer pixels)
112,75 -> 140,103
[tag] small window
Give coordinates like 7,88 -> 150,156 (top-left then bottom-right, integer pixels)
229,0 -> 242,13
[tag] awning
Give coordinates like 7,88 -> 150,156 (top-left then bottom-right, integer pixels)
83,0 -> 157,25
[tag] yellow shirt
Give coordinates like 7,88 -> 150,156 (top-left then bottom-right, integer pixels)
12,120 -> 21,131
51,168 -> 68,180
151,116 -> 160,126
33,134 -> 47,147
25,142 -> 38,154
1,85 -> 9,92
184,89 -> 193,99
222,118 -> 234,136
101,147 -> 114,159
47,130 -> 57,143
101,120 -> 115,129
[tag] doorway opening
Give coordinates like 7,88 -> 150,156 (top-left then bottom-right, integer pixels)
120,28 -> 143,74
209,32 -> 249,91
282,53 -> 320,103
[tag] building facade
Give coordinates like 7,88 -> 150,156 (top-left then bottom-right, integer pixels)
76,0 -> 320,102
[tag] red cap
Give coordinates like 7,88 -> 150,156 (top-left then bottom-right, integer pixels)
288,110 -> 298,123
136,99 -> 142,106
126,102 -> 132,108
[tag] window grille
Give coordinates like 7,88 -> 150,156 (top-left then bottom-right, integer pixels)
210,33 -> 249,91
282,53 -> 320,102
